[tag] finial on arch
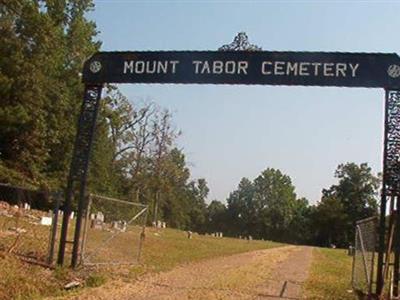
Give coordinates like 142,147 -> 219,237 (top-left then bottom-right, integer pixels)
218,32 -> 262,51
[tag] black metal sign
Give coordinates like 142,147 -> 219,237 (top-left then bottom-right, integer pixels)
83,51 -> 400,88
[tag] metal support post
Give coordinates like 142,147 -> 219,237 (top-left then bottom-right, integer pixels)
377,90 -> 400,295
57,84 -> 103,267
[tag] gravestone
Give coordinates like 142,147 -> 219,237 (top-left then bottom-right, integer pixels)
40,216 -> 52,226
90,219 -> 103,230
112,220 -> 127,232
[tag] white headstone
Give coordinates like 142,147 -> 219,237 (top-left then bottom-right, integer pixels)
91,219 -> 103,230
95,212 -> 104,222
40,216 -> 52,226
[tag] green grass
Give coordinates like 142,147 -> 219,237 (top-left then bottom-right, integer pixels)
0,226 -> 283,299
0,254 -> 70,300
304,247 -> 356,300
0,214 -> 53,260
138,227 -> 283,274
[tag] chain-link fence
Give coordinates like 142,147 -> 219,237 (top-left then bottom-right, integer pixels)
0,183 -> 62,266
81,194 -> 148,266
352,216 -> 378,295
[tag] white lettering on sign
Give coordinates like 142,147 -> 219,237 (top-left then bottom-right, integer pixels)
323,63 -> 334,77
122,59 -> 361,79
349,63 -> 359,77
261,62 -> 272,75
274,61 -> 285,75
261,61 -> 360,78
192,60 -> 248,74
299,62 -> 310,76
311,63 -> 322,76
287,62 -> 298,75
123,60 -> 180,74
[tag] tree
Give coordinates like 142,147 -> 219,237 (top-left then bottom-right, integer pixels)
186,178 -> 209,232
225,169 -> 301,242
206,200 -> 227,233
150,108 -> 180,223
310,195 -> 347,247
0,1 -> 66,179
226,177 -> 255,236
97,86 -> 158,198
156,148 -> 191,229
312,162 -> 380,246
287,197 -> 312,244
0,0 -> 99,187
327,162 -> 379,240
253,168 -> 298,241
0,1 -> 214,236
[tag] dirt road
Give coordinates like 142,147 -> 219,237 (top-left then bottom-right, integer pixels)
74,246 -> 313,300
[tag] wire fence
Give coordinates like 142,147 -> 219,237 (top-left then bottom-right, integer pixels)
352,216 -> 378,295
81,194 -> 148,266
0,183 -> 61,266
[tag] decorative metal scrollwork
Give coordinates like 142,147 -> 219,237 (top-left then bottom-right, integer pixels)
384,90 -> 400,194
218,32 -> 262,51
70,85 -> 103,180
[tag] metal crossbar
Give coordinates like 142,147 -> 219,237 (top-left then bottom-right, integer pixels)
89,193 -> 148,207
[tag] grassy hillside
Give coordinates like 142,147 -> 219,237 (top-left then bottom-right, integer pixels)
0,227 -> 283,299
139,227 -> 284,273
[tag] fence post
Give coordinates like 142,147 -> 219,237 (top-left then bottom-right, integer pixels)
351,229 -> 357,288
47,192 -> 62,265
137,206 -> 149,263
80,194 -> 92,265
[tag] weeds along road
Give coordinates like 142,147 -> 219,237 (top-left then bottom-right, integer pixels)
73,246 -> 313,300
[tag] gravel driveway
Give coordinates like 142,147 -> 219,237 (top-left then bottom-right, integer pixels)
73,246 -> 313,300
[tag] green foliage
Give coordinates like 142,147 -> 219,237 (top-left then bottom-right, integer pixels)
225,169 -> 302,242
0,0 -> 99,185
218,163 -> 379,247
0,161 -> 37,188
311,162 -> 379,247
206,200 -> 227,233
311,196 -> 348,247
287,197 -> 312,244
254,168 -> 297,240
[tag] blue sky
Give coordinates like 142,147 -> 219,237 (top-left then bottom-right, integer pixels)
90,0 -> 400,204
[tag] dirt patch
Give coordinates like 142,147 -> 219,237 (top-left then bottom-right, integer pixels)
255,246 -> 313,299
70,246 -> 313,300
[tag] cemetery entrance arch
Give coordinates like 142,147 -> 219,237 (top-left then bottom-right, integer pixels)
57,33 -> 400,297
